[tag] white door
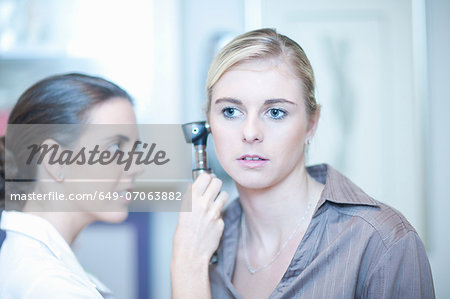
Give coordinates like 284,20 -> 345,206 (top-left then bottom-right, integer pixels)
247,0 -> 427,238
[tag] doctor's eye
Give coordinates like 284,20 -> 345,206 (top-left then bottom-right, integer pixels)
133,141 -> 144,151
107,141 -> 123,153
222,107 -> 243,119
267,108 -> 287,120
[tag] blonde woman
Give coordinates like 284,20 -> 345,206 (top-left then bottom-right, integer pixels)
171,29 -> 434,298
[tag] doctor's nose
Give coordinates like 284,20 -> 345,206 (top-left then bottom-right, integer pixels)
126,157 -> 145,177
241,116 -> 263,143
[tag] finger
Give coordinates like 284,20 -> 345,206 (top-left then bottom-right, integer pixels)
211,191 -> 229,215
180,183 -> 192,212
192,173 -> 212,197
202,178 -> 222,203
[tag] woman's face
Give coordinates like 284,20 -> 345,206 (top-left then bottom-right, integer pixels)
209,59 -> 316,190
64,98 -> 141,223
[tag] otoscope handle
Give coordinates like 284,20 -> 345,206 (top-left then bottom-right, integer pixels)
192,168 -> 212,180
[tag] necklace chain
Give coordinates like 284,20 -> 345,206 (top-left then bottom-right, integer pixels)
241,189 -> 316,275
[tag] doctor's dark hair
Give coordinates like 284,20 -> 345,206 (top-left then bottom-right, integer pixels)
0,73 -> 133,210
206,28 -> 318,120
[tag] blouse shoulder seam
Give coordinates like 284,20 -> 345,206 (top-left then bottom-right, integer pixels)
327,202 -> 416,250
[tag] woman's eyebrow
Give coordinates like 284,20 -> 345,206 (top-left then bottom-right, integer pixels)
214,98 -> 296,106
214,98 -> 242,105
264,98 -> 297,106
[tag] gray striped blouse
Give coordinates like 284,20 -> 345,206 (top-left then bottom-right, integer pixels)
209,164 -> 435,298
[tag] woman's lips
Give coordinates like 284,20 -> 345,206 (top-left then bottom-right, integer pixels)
237,154 -> 269,169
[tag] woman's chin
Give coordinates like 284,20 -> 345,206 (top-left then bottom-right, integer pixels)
231,172 -> 276,190
94,211 -> 129,223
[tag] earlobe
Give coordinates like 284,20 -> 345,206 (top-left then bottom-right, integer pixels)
306,105 -> 321,143
56,173 -> 65,182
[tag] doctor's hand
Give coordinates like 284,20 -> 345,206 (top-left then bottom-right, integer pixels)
171,173 -> 228,299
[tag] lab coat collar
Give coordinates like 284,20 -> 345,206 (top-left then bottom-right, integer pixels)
0,210 -> 113,296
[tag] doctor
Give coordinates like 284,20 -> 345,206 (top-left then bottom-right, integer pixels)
0,73 -> 142,298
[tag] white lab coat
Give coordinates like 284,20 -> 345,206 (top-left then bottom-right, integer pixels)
0,211 -> 113,299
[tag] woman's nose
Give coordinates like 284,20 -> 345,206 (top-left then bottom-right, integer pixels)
126,159 -> 145,177
241,115 -> 263,143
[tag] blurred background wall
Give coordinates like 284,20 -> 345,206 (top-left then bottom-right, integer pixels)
0,0 -> 448,298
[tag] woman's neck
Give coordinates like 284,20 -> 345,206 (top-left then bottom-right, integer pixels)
236,165 -> 323,250
21,184 -> 95,245
22,208 -> 93,245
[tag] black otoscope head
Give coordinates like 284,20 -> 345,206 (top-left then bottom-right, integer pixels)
182,121 -> 210,146
182,121 -> 212,178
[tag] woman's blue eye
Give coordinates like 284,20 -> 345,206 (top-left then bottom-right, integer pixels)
268,108 -> 286,120
222,107 -> 242,119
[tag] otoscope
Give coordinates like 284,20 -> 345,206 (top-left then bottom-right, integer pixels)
181,121 -> 219,264
182,121 -> 212,179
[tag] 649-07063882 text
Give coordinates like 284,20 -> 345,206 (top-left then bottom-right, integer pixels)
8,191 -> 182,202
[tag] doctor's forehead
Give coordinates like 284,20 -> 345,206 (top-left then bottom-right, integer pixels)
85,98 -> 136,125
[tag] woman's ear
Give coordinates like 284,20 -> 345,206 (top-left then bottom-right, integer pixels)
40,139 -> 65,182
306,105 -> 321,143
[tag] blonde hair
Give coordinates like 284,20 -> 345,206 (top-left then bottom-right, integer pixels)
206,28 -> 318,118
